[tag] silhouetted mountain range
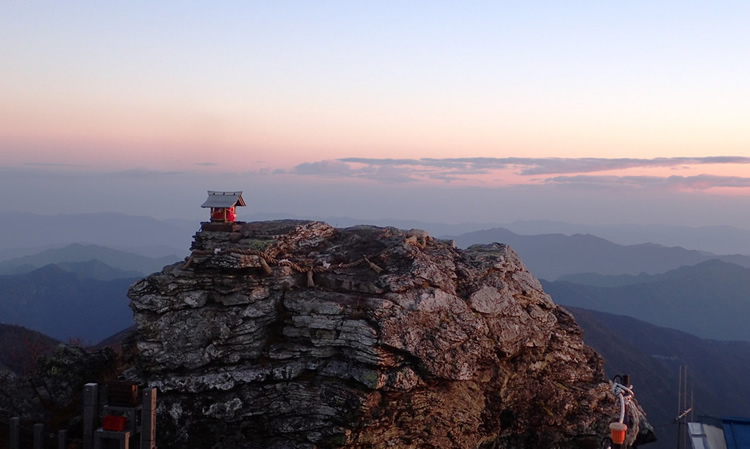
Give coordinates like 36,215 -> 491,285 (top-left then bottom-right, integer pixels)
544,259 -> 750,341
0,264 -> 138,342
448,227 -> 750,280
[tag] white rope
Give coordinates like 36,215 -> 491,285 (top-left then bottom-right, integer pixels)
612,381 -> 633,424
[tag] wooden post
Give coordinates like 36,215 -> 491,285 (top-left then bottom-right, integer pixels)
9,417 -> 19,449
33,423 -> 43,449
83,383 -> 99,449
141,387 -> 157,449
58,430 -> 68,449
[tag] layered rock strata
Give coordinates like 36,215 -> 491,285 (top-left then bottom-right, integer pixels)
128,220 -> 649,448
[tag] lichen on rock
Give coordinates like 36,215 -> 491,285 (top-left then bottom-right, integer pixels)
127,220 -> 653,448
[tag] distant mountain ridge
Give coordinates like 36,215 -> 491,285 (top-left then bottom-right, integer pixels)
0,264 -> 138,342
0,243 -> 178,277
499,220 -> 750,256
52,259 -> 144,281
448,227 -> 750,280
544,259 -> 750,341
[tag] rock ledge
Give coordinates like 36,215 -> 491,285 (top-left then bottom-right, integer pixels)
128,220 -> 646,449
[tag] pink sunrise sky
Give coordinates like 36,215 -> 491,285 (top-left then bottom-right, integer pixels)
2,2 -> 750,226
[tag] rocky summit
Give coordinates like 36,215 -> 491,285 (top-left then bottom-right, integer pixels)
127,220 -> 652,449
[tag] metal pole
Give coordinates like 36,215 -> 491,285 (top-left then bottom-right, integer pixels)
9,417 -> 20,449
59,430 -> 68,449
83,383 -> 99,449
33,423 -> 43,449
683,366 -> 689,449
57,430 -> 68,449
141,387 -> 157,449
677,365 -> 682,449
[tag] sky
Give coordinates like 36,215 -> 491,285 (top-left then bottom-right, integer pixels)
2,2 -> 750,228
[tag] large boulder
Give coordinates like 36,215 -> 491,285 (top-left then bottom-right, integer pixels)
128,220 -> 653,448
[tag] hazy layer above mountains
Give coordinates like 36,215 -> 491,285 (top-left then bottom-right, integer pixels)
447,227 -> 750,280
0,212 -> 196,261
2,211 -> 749,261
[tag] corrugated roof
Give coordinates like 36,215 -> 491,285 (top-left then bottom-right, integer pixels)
201,191 -> 246,208
689,421 -> 728,449
688,418 -> 750,449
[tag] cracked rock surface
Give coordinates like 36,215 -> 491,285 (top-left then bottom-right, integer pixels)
128,220 -> 650,448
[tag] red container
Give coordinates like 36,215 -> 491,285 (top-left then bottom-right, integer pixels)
610,422 -> 627,445
102,415 -> 128,432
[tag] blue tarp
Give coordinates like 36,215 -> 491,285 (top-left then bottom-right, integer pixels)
722,417 -> 750,449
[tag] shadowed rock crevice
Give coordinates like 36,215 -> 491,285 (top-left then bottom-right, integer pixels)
127,220 -> 653,448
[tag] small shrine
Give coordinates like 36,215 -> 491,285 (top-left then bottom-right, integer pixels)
201,191 -> 245,222
200,191 -> 246,232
